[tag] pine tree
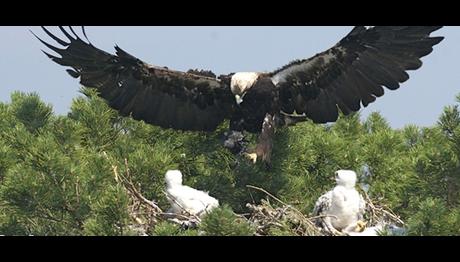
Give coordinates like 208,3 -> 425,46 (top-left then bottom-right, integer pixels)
1,90 -> 460,235
200,205 -> 255,236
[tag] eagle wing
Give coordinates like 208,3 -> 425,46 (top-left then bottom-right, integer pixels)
270,26 -> 444,123
35,27 -> 235,131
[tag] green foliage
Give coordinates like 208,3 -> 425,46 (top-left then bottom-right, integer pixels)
364,112 -> 391,133
68,88 -> 121,150
151,221 -> 199,236
200,205 -> 255,236
9,91 -> 52,133
407,198 -> 460,236
0,90 -> 460,235
83,185 -> 130,236
268,225 -> 296,236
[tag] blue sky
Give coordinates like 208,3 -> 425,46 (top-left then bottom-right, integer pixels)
0,26 -> 458,129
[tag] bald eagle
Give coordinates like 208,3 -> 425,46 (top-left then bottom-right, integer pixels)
312,170 -> 366,235
34,26 -> 444,166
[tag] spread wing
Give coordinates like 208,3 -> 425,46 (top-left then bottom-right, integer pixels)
34,26 -> 235,131
271,26 -> 444,123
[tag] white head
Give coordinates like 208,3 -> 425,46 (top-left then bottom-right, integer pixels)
230,72 -> 260,105
165,170 -> 183,188
335,170 -> 357,188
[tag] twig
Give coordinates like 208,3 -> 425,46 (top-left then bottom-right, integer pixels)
363,190 -> 378,222
363,190 -> 404,226
246,185 -> 321,235
246,185 -> 311,222
102,152 -> 162,213
102,151 -> 210,233
75,176 -> 80,205
308,214 -> 339,220
122,158 -> 162,213
160,212 -> 197,221
380,206 -> 405,225
246,185 -> 292,208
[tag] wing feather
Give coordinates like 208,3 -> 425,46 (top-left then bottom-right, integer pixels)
36,26 -> 234,131
271,26 -> 444,124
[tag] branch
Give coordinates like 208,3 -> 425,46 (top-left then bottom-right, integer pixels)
362,190 -> 405,226
308,214 -> 339,220
102,152 -> 162,213
246,185 -> 288,207
246,185 -> 319,231
122,159 -> 162,213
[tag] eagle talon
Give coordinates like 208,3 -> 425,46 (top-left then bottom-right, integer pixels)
244,152 -> 258,164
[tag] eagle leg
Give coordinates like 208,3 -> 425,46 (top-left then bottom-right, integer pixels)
244,114 -> 275,168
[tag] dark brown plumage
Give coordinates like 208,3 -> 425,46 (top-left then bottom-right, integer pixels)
271,26 -> 444,124
35,26 -> 444,165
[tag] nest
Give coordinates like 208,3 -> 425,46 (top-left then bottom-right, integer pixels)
244,185 -> 322,236
104,154 -> 201,236
245,185 -> 405,236
361,191 -> 405,228
104,153 -> 405,236
246,200 -> 322,236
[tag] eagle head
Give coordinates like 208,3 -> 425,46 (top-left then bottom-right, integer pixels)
230,72 -> 260,105
335,170 -> 357,188
165,170 -> 183,188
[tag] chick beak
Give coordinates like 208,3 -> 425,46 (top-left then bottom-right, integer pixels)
355,221 -> 367,232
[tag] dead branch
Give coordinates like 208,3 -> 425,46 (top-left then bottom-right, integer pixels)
246,185 -> 315,225
246,186 -> 322,236
246,184 -> 405,236
246,185 -> 286,206
362,190 -> 405,226
102,151 -> 206,234
103,152 -> 162,213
